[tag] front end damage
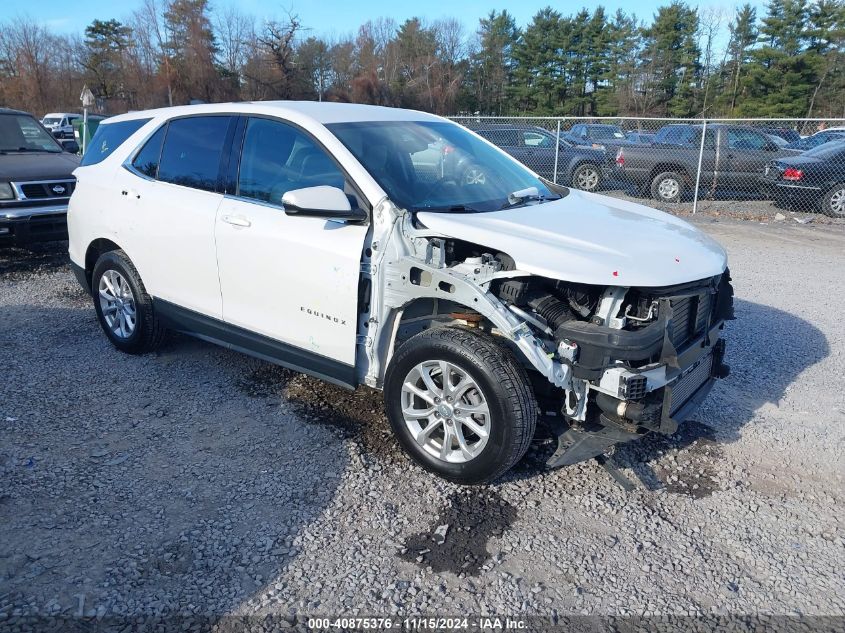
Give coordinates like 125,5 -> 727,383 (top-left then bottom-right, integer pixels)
360,202 -> 734,468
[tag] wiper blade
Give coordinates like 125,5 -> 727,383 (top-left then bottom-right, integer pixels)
0,147 -> 55,153
415,205 -> 480,213
499,187 -> 548,210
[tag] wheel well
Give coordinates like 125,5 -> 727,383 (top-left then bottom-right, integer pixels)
648,164 -> 690,184
84,238 -> 122,285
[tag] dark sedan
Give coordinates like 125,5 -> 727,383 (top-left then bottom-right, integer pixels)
761,141 -> 845,216
470,124 -> 608,192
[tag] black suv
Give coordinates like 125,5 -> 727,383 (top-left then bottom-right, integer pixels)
470,124 -> 608,192
0,108 -> 80,246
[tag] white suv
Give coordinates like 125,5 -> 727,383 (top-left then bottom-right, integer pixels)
68,102 -> 733,484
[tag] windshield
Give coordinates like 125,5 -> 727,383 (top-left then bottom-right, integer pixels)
327,120 -> 559,212
0,114 -> 62,153
42,117 -> 62,125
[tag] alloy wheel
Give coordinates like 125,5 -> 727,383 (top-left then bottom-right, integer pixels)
575,166 -> 599,191
400,360 -> 491,463
658,178 -> 680,200
829,188 -> 845,216
98,270 -> 137,339
463,166 -> 487,186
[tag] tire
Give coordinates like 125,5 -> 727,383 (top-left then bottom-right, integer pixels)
571,163 -> 602,192
384,326 -> 537,484
650,170 -> 684,203
461,163 -> 487,186
91,249 -> 166,354
820,183 -> 845,217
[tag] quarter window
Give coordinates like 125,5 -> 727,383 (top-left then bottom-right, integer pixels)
80,118 -> 151,166
158,116 -> 233,192
237,117 -> 346,206
131,125 -> 166,178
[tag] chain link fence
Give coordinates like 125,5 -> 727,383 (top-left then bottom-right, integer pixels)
449,116 -> 845,219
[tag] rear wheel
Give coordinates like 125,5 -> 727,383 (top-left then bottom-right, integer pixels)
92,250 -> 166,354
821,184 -> 845,217
384,326 -> 537,484
572,163 -> 601,192
650,171 -> 684,203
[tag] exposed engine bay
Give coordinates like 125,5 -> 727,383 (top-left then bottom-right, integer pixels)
360,204 -> 734,468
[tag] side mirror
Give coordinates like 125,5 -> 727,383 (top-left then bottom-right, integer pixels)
281,186 -> 365,220
62,140 -> 80,154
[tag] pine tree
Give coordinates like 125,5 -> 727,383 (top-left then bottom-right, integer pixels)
471,10 -> 519,115
82,19 -> 133,102
638,1 -> 700,116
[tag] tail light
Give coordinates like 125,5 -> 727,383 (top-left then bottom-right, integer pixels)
783,167 -> 803,181
615,148 -> 625,166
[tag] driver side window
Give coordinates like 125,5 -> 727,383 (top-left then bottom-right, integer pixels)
237,117 -> 348,207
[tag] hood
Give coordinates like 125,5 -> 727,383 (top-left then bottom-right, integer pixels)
416,189 -> 727,288
0,152 -> 80,182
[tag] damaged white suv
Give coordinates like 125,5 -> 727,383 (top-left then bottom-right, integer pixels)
68,103 -> 733,484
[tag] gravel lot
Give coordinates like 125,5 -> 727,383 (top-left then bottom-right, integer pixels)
1,217 -> 844,627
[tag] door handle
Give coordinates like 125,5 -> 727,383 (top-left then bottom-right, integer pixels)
221,214 -> 251,227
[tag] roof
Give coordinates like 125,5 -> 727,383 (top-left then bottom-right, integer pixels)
0,107 -> 31,116
103,101 -> 445,126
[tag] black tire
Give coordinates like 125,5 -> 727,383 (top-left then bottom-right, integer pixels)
820,183 -> 845,217
650,170 -> 685,203
384,326 -> 537,485
571,163 -> 602,192
91,249 -> 166,354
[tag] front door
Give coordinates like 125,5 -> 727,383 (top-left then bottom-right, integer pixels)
214,116 -> 369,369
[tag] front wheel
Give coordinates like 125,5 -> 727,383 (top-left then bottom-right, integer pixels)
650,171 -> 685,203
384,327 -> 537,484
571,163 -> 602,192
820,184 -> 845,217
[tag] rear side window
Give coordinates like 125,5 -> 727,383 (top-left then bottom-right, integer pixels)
157,116 -> 233,192
80,118 -> 151,166
131,125 -> 167,178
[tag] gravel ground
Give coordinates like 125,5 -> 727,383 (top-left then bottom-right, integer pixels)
1,218 -> 844,627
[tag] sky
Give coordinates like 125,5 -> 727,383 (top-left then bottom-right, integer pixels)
7,0 -> 768,42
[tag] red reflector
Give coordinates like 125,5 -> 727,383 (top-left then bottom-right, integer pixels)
442,145 -> 454,155
783,167 -> 803,181
615,149 -> 624,166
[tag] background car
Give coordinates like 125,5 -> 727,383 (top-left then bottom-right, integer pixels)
41,112 -> 82,139
784,130 -> 845,150
610,123 -> 800,202
625,131 -> 655,144
761,140 -> 845,216
471,124 -> 607,191
0,108 -> 80,246
565,123 -> 626,147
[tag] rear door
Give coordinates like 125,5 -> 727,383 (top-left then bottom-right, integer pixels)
214,116 -> 369,375
116,114 -> 235,318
